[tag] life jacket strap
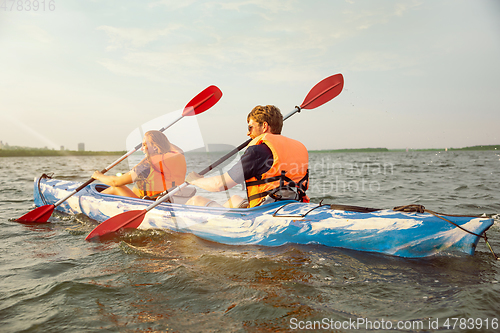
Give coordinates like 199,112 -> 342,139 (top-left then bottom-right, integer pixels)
246,170 -> 309,203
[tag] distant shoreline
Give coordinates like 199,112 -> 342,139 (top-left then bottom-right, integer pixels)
310,145 -> 500,153
0,150 -> 127,157
0,144 -> 498,157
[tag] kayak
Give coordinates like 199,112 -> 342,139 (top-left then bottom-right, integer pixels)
33,177 -> 494,258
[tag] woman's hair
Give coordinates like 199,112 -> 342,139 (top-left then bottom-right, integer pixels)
247,105 -> 283,134
144,130 -> 172,154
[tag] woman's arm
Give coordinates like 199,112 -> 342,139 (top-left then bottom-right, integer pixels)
92,171 -> 133,187
186,171 -> 237,192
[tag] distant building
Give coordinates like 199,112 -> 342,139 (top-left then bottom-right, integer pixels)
0,141 -> 3,150
60,146 -> 64,151
78,143 -> 85,151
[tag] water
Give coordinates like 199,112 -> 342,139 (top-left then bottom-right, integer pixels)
1,151 -> 499,332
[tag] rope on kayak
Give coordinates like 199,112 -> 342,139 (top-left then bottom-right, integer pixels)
37,173 -> 53,205
274,201 -> 381,217
394,205 -> 499,260
273,200 -> 330,218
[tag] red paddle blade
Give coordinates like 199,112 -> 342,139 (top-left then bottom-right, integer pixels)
300,74 -> 344,110
16,205 -> 55,223
182,85 -> 223,116
85,210 -> 147,241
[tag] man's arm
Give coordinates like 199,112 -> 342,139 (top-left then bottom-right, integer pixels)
227,144 -> 273,183
185,171 -> 238,192
185,144 -> 272,192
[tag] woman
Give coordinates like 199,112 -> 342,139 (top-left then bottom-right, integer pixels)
92,130 -> 187,199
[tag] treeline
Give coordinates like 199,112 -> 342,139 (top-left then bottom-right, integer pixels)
313,145 -> 499,153
447,145 -> 500,151
402,145 -> 500,152
311,148 -> 389,153
0,149 -> 126,157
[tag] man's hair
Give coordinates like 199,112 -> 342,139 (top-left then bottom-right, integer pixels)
247,105 -> 283,134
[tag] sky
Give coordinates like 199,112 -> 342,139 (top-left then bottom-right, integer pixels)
1,0 -> 499,152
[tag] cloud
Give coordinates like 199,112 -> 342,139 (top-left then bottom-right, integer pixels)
149,0 -> 297,13
91,0 -> 433,86
214,0 -> 297,13
348,51 -> 419,72
96,32 -> 326,84
96,25 -> 180,50
0,14 -> 53,45
342,0 -> 423,31
19,24 -> 53,44
148,0 -> 199,10
394,1 -> 422,16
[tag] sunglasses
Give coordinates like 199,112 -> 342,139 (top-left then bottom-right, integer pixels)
248,123 -> 263,132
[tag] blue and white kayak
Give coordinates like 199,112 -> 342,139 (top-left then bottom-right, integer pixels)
33,177 -> 494,258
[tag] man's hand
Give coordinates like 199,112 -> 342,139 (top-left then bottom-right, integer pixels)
185,171 -> 203,184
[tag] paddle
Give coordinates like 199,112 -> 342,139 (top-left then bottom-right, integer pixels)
85,74 -> 344,241
16,86 -> 223,223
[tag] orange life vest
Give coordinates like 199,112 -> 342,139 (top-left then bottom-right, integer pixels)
133,151 -> 186,198
245,133 -> 309,208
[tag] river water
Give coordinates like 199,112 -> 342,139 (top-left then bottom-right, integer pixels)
1,151 -> 499,332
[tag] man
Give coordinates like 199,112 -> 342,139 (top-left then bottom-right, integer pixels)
185,105 -> 309,208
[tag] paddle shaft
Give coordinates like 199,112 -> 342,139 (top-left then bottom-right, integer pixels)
53,114 -> 185,207
204,106 -> 301,169
197,107 -> 301,175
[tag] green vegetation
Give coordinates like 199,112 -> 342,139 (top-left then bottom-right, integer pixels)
447,145 -> 500,151
311,148 -> 389,153
312,145 -> 499,153
0,148 -> 126,157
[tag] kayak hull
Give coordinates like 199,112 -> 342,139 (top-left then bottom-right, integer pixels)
33,178 -> 494,258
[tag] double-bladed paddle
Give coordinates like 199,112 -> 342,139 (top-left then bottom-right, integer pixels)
85,74 -> 344,241
16,85 -> 223,223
